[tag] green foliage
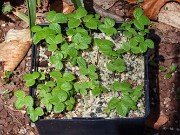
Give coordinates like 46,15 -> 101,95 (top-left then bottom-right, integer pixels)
170,63 -> 177,72
23,72 -> 40,86
159,66 -> 166,72
107,58 -> 126,72
120,7 -> 153,54
2,2 -> 13,14
165,73 -> 172,80
77,57 -> 98,80
163,63 -> 177,79
27,107 -> 44,122
14,90 -> 43,122
15,7 -> 151,122
108,83 -> 143,116
99,17 -> 117,36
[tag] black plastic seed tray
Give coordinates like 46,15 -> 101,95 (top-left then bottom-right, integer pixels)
29,25 -> 150,135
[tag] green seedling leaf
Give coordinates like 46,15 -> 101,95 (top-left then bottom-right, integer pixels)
133,8 -> 143,20
39,72 -> 45,80
46,81 -> 56,88
55,13 -> 68,23
119,81 -> 132,92
72,33 -> 92,48
110,81 -> 121,91
24,96 -> 34,108
50,70 -> 62,80
75,7 -> 87,19
83,14 -> 94,22
159,66 -> 166,72
55,34 -> 63,44
60,82 -> 72,91
107,58 -> 126,72
108,97 -> 120,110
23,74 -> 32,81
69,97 -> 75,104
77,57 -> 87,68
68,18 -> 80,28
46,11 -> 56,22
92,87 -> 101,97
80,89 -> 87,95
123,31 -> 133,38
28,107 -> 44,122
139,42 -> 147,53
94,38 -> 115,56
49,23 -> 61,34
134,35 -> 144,43
99,26 -> 117,36
37,84 -> 50,92
121,95 -> 136,109
2,2 -> 13,14
63,72 -> 75,82
68,47 -> 78,57
48,44 -> 57,52
129,38 -> 138,47
32,72 -> 40,79
25,79 -> 36,87
145,39 -> 154,49
14,90 -> 25,98
50,52 -> 64,70
54,103 -> 65,113
131,85 -> 143,102
53,89 -> 68,102
138,15 -> 150,25
85,18 -> 98,29
15,99 -> 26,109
131,46 -> 141,54
31,25 -> 42,33
46,11 -> 67,23
35,107 -> 44,116
134,19 -> 144,30
28,109 -> 38,122
165,73 -> 172,79
121,42 -> 130,52
116,101 -> 129,117
66,104 -> 74,111
170,63 -> 177,72
104,17 -> 115,27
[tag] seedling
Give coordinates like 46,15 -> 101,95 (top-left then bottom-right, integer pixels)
164,63 -> 178,79
120,8 -> 154,54
108,84 -> 143,116
170,63 -> 177,72
14,7 -> 153,122
159,66 -> 166,72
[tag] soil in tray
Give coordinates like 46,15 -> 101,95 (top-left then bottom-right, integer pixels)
35,32 -> 145,119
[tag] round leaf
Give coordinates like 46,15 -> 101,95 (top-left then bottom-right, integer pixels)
58,90 -> 68,102
60,82 -> 72,91
145,39 -> 154,49
54,103 -> 65,113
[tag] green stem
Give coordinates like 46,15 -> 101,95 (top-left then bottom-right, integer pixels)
26,0 -> 36,34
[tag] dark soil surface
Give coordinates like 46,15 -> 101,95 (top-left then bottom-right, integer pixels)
145,22 -> 180,135
0,0 -> 180,135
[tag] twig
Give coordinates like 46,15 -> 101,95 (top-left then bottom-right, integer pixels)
93,4 -> 124,23
164,54 -> 180,60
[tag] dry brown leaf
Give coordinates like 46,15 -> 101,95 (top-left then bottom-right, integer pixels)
63,1 -> 75,14
158,2 -> 180,29
0,29 -> 31,78
126,0 -> 137,4
50,0 -> 74,14
127,0 -> 180,20
154,115 -> 169,129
